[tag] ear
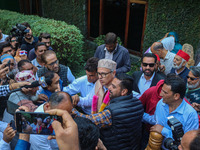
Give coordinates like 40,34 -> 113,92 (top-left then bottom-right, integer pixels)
44,103 -> 50,112
174,93 -> 180,101
113,70 -> 116,77
121,89 -> 128,96
182,60 -> 187,67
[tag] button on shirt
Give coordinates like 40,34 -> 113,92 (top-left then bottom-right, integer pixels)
155,98 -> 199,149
138,72 -> 155,96
160,51 -> 175,75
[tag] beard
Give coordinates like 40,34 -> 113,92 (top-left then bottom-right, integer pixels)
25,34 -> 33,40
172,61 -> 184,70
143,69 -> 154,77
187,81 -> 200,89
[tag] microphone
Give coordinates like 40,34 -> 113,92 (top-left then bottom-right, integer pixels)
10,81 -> 40,93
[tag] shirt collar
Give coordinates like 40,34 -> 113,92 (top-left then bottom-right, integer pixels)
104,44 -> 118,53
161,98 -> 185,114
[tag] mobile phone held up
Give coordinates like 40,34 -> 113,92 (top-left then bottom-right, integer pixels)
15,111 -> 62,135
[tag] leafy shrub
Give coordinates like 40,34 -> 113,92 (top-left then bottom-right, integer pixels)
94,35 -> 123,46
0,9 -> 84,76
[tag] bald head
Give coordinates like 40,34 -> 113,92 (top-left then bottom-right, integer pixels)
49,91 -> 73,113
151,42 -> 163,52
178,130 -> 198,150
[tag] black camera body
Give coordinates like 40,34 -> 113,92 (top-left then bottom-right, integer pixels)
10,24 -> 29,45
164,116 -> 184,150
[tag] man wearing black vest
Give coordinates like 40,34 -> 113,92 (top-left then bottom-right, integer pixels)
36,50 -> 75,87
73,73 -> 144,150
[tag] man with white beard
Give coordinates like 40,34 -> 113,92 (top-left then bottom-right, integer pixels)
170,50 -> 190,83
185,66 -> 200,114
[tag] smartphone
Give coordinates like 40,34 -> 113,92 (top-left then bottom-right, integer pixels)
5,60 -> 11,70
7,100 -> 19,115
15,111 -> 62,135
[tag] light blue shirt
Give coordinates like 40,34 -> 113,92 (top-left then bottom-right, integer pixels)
63,75 -> 94,97
138,72 -> 155,95
155,98 -> 199,149
63,75 -> 95,114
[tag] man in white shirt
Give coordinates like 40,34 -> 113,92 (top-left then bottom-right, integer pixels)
151,42 -> 176,75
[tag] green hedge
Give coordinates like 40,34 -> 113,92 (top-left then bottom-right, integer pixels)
143,0 -> 200,53
0,9 -> 84,76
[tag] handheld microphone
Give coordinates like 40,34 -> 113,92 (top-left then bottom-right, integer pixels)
10,81 -> 40,93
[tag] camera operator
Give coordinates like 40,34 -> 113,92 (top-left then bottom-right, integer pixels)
20,22 -> 38,53
150,74 -> 199,149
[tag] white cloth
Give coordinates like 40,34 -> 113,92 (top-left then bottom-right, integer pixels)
0,139 -> 11,150
160,51 -> 176,75
197,62 -> 200,67
30,103 -> 59,150
161,37 -> 175,51
0,33 -> 8,43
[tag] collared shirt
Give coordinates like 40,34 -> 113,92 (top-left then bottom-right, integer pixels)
72,108 -> 112,128
104,45 -> 117,60
77,83 -> 107,114
0,85 -> 10,97
63,75 -> 95,114
160,51 -> 176,75
31,58 -> 43,69
63,75 -> 94,97
155,98 -> 199,149
138,72 -> 155,96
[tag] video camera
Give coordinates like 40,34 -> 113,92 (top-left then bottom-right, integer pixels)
164,116 -> 184,150
10,24 -> 29,45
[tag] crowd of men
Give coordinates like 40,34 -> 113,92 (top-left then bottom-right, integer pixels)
0,24 -> 200,150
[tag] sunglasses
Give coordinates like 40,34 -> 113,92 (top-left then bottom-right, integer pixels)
186,76 -> 199,81
142,63 -> 155,67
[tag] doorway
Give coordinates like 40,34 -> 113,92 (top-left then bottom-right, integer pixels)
88,0 -> 148,55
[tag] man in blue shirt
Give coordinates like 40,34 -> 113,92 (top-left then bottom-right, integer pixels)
63,57 -> 99,114
150,74 -> 199,149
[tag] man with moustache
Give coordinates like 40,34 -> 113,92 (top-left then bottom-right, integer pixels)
132,53 -> 165,98
20,22 -> 38,53
185,66 -> 200,114
170,50 -> 190,83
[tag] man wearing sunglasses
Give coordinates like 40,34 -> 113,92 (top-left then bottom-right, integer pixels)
36,50 -> 75,87
185,66 -> 200,114
132,53 -> 165,99
171,50 -> 190,83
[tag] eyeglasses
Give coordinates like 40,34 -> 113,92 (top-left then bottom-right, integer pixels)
97,71 -> 112,78
47,60 -> 59,66
11,39 -> 18,42
187,76 -> 199,81
142,63 -> 155,67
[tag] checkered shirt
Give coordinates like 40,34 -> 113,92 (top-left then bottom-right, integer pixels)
72,108 -> 112,128
0,85 -> 10,97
